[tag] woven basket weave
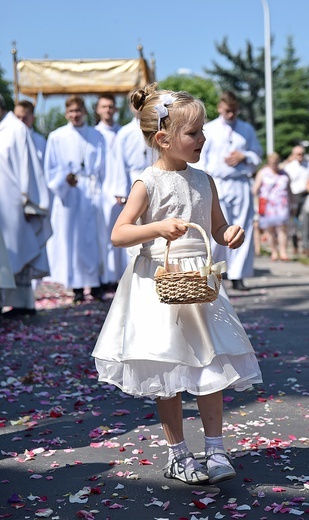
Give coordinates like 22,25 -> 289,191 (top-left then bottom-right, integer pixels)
154,222 -> 221,304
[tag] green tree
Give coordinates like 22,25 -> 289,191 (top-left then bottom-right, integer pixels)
0,65 -> 14,111
204,37 -> 267,131
36,106 -> 67,137
273,36 -> 309,158
159,74 -> 219,121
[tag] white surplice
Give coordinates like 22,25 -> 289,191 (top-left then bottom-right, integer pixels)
95,121 -> 123,283
30,128 -> 47,166
45,123 -> 107,289
110,118 -> 156,273
198,116 -> 263,280
0,112 -> 51,307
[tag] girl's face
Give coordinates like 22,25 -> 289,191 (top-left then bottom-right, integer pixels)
168,115 -> 206,168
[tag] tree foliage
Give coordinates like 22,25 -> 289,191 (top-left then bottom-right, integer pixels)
0,65 -> 14,111
36,107 -> 67,137
273,36 -> 309,158
159,75 -> 220,121
203,35 -> 309,159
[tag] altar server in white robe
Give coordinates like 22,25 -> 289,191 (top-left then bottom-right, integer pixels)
45,95 -> 107,304
95,93 -> 123,289
14,99 -> 48,293
111,102 -> 155,271
14,100 -> 46,166
198,91 -> 263,291
0,95 -> 51,317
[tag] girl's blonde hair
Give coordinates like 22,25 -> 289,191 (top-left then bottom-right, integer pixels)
131,82 -> 206,151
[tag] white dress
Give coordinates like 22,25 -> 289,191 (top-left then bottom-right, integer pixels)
92,165 -> 262,399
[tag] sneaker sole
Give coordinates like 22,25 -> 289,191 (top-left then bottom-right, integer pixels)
208,469 -> 236,485
164,469 -> 209,485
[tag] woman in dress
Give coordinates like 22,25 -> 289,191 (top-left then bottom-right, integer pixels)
253,153 -> 292,261
92,84 -> 262,485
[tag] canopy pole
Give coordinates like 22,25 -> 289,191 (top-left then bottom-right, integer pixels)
11,41 -> 19,104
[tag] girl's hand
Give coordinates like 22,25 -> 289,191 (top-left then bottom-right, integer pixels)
224,225 -> 245,249
159,218 -> 188,241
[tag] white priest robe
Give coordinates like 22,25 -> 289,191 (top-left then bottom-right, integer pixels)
30,128 -> 47,166
95,121 -> 123,283
0,112 -> 51,307
198,116 -> 263,280
45,123 -> 106,289
110,118 -> 155,274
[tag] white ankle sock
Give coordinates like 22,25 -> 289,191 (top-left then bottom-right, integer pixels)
204,436 -> 230,469
168,440 -> 188,462
168,440 -> 202,473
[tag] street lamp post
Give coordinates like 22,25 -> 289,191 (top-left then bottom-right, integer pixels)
261,0 -> 274,155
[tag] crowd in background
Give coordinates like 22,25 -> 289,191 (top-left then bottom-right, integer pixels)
0,89 -> 309,317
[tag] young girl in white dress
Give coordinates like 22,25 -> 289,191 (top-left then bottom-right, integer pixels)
92,84 -> 262,486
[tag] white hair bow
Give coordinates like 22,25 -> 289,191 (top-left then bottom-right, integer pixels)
154,93 -> 175,130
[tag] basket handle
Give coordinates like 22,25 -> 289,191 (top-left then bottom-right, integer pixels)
163,222 -> 213,272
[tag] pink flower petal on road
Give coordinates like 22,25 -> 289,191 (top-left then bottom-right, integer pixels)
76,511 -> 96,519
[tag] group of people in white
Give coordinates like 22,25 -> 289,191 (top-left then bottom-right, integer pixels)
0,92 -> 152,315
0,88 -> 308,316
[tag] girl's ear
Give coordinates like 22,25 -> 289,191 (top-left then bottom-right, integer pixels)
155,130 -> 170,149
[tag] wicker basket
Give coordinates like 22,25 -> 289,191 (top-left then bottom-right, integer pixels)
154,222 -> 222,304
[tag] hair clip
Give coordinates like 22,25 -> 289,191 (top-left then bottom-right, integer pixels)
154,93 -> 175,130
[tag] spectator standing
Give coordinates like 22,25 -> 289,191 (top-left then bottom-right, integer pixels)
301,178 -> 309,257
198,91 -> 263,290
253,153 -> 292,261
95,94 -> 122,290
283,145 -> 309,255
44,95 -> 107,304
0,94 -> 51,317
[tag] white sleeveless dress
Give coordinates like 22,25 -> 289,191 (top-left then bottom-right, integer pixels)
92,165 -> 262,399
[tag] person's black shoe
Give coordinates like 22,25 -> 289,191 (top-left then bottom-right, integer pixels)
231,279 -> 250,291
73,288 -> 85,303
2,307 -> 37,318
90,286 -> 106,302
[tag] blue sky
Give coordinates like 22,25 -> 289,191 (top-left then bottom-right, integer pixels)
1,0 -> 306,111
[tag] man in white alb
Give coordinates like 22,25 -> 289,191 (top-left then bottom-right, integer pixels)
44,95 -> 107,303
198,91 -> 263,291
0,94 -> 51,316
95,93 -> 123,290
14,100 -> 46,166
111,99 -> 155,269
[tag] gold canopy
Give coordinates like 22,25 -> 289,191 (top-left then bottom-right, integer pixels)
16,56 -> 155,99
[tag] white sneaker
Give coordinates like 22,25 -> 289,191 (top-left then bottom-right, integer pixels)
205,447 -> 236,484
164,450 -> 209,485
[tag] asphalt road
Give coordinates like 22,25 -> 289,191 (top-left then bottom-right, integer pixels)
0,254 -> 308,520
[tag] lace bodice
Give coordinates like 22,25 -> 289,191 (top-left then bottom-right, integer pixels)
136,165 -> 212,250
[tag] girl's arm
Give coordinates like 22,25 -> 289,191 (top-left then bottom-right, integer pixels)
111,180 -> 188,248
209,175 -> 245,249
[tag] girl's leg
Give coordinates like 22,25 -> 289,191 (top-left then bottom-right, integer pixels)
267,226 -> 278,260
197,391 -> 223,436
156,393 -> 208,484
277,224 -> 289,260
156,393 -> 184,444
197,391 -> 236,484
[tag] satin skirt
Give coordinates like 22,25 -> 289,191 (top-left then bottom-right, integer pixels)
92,250 -> 262,399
